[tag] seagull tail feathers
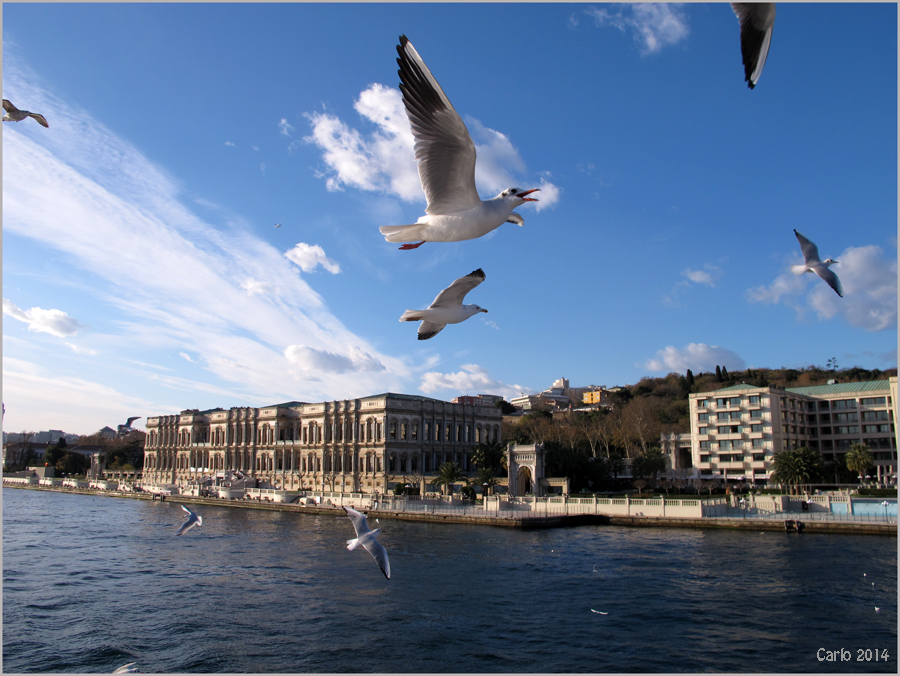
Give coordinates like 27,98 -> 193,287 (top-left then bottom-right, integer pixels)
400,310 -> 423,322
380,223 -> 427,243
346,538 -> 361,551
790,264 -> 808,275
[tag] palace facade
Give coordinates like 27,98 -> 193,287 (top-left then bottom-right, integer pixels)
143,393 -> 502,494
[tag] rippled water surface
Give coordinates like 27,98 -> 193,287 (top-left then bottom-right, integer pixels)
3,487 -> 896,673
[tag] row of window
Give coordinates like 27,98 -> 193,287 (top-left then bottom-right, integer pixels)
698,453 -> 768,464
699,439 -> 768,451
697,395 -> 890,412
698,424 -> 769,435
697,395 -> 763,409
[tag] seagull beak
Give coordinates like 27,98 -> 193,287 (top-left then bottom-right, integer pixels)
481,309 -> 489,313
516,188 -> 540,202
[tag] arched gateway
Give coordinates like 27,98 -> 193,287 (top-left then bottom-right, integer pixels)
506,443 -> 546,497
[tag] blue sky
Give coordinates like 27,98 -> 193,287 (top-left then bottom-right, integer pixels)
3,3 -> 897,436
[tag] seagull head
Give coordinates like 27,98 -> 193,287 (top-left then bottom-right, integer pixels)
823,258 -> 838,267
500,187 -> 540,205
465,304 -> 488,316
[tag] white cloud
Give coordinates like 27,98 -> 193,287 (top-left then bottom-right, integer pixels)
3,299 -> 84,337
179,352 -> 195,363
304,84 -> 560,208
278,118 -> 295,136
2,63 -> 412,407
65,343 -> 98,356
284,243 -> 341,274
2,356 -> 164,435
419,364 -> 532,401
645,343 -> 746,373
747,244 -> 896,332
240,279 -> 280,296
284,345 -> 385,377
682,265 -> 721,286
586,3 -> 690,55
225,140 -> 235,147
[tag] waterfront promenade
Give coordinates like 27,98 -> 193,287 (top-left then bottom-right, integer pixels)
4,479 -> 896,536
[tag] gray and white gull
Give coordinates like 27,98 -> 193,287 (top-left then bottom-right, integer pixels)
3,99 -> 49,127
731,3 -> 776,89
400,268 -> 487,340
792,229 -> 843,297
379,36 -> 538,250
175,504 -> 203,535
343,506 -> 390,579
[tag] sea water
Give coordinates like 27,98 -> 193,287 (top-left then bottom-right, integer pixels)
2,487 -> 896,673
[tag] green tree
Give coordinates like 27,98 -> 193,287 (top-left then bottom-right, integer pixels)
475,466 -> 499,496
685,369 -> 695,390
770,446 -> 823,495
631,446 -> 667,481
43,440 -> 68,468
433,461 -> 465,496
844,443 -> 874,482
471,440 -> 505,473
494,400 -> 517,415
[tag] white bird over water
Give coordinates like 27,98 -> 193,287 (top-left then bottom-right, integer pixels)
731,3 -> 776,89
591,609 -> 609,615
343,506 -> 390,579
400,268 -> 487,340
379,35 -> 539,250
792,229 -> 843,297
3,99 -> 49,127
175,504 -> 202,535
113,663 -> 140,673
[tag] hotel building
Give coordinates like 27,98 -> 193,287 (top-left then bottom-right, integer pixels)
143,393 -> 502,494
688,378 -> 898,484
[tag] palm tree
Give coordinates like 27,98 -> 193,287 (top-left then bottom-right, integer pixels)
844,443 -> 874,484
770,447 -> 823,495
475,466 -> 498,497
433,461 -> 464,496
471,440 -> 506,473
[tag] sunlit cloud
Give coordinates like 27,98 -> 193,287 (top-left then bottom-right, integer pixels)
304,84 -> 560,209
284,345 -> 385,377
225,140 -> 235,147
179,352 -> 195,363
278,118 -> 295,136
65,342 -> 98,356
746,244 -> 896,332
419,364 -> 532,401
284,243 -> 341,274
682,265 -> 721,286
1,63 -> 413,410
585,3 -> 690,55
3,299 -> 85,337
645,343 -> 746,374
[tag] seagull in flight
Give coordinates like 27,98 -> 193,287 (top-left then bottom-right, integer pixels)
175,504 -> 203,535
379,36 -> 538,250
590,609 -> 609,615
791,229 -> 843,297
343,506 -> 390,579
731,3 -> 776,89
400,268 -> 487,340
275,223 -> 281,228
3,99 -> 49,127
113,663 -> 140,673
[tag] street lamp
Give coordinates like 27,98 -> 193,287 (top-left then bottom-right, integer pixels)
881,500 -> 890,522
739,497 -> 747,519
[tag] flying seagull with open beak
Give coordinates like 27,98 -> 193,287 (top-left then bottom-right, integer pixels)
379,36 -> 538,250
792,229 -> 843,297
3,99 -> 49,127
400,268 -> 488,340
343,506 -> 390,579
731,3 -> 776,89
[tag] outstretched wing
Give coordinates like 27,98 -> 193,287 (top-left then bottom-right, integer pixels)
343,506 -> 372,537
3,99 -> 18,114
28,112 -> 49,128
126,416 -> 141,427
731,3 -> 776,88
417,321 -> 446,341
793,229 -> 821,265
815,267 -> 843,298
429,269 -> 485,309
397,35 -> 480,215
362,538 -> 391,579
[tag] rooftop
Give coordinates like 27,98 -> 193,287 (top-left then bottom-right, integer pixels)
785,380 -> 891,396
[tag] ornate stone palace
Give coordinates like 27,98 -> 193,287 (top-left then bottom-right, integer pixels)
143,393 -> 502,494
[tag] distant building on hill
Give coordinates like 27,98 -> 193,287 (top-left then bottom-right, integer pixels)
688,377 -> 898,485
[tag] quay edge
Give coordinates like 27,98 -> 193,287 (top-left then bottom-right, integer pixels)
5,484 -> 897,536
